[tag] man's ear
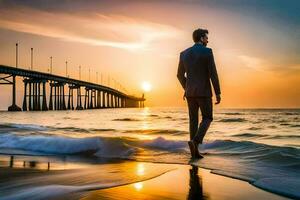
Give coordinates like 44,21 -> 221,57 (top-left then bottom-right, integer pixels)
200,37 -> 204,43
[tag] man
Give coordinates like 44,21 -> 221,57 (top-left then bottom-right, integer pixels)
177,28 -> 221,159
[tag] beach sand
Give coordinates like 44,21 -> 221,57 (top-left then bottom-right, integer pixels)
0,155 -> 290,200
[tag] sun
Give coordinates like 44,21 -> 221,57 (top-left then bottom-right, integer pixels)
142,81 -> 152,92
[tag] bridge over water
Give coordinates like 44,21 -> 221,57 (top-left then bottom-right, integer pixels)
0,65 -> 145,111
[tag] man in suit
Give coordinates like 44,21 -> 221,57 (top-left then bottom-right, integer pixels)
177,28 -> 221,158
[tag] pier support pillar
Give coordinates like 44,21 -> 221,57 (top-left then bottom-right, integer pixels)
71,88 -> 74,110
102,91 -> 106,108
93,90 -> 96,109
96,90 -> 100,108
89,89 -> 94,109
22,81 -> 28,111
37,82 -> 41,111
7,76 -> 21,111
87,89 -> 91,109
49,83 -> 53,110
62,85 -> 66,110
110,93 -> 114,108
8,75 -> 21,111
68,86 -> 74,110
54,86 -> 57,110
76,87 -> 83,110
116,96 -> 119,108
105,91 -> 108,108
33,82 -> 37,110
42,82 -> 48,111
32,82 -> 35,110
121,98 -> 125,108
106,93 -> 109,108
94,90 -> 98,109
59,85 -> 62,110
113,95 -> 116,108
119,97 -> 121,108
135,100 -> 139,108
84,88 -> 88,109
28,83 -> 32,111
113,94 -> 115,108
107,93 -> 111,108
68,87 -> 71,110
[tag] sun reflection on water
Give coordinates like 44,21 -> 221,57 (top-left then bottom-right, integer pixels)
137,163 -> 145,176
133,182 -> 143,191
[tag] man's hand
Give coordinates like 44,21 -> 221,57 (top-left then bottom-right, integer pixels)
215,94 -> 221,105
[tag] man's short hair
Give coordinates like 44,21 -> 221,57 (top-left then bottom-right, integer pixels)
193,28 -> 209,43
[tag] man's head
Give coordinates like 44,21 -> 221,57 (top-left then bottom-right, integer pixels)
193,28 -> 209,46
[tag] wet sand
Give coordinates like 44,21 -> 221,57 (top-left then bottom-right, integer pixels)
0,155 -> 290,200
79,164 -> 289,200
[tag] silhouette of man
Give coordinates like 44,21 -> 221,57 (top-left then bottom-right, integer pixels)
177,28 -> 221,158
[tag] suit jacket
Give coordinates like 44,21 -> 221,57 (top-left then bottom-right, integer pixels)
177,43 -> 221,97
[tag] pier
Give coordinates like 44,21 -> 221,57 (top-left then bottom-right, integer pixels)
0,65 -> 145,111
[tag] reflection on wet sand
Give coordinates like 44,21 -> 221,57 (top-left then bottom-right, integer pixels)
0,155 -> 288,200
188,166 -> 208,200
81,164 -> 286,200
7,155 -> 51,170
81,165 -> 210,200
0,155 -> 175,199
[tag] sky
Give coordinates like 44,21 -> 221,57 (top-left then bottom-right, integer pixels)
0,0 -> 299,108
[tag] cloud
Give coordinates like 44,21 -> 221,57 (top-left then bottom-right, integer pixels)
239,54 -> 300,75
0,6 -> 182,51
238,55 -> 266,71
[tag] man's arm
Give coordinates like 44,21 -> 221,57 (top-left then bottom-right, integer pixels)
177,53 -> 186,90
208,49 -> 221,102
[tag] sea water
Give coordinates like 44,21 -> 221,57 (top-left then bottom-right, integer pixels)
0,107 -> 299,198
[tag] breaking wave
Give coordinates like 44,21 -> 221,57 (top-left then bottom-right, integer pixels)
0,133 -> 299,198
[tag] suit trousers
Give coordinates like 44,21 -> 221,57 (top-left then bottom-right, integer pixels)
186,97 -> 213,144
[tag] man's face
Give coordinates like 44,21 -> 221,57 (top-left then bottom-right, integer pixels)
201,34 -> 208,46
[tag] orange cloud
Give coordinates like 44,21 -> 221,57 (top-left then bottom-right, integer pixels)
0,7 -> 182,51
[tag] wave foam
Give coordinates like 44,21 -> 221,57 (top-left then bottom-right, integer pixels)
143,136 -> 186,151
0,134 -> 188,158
0,134 -> 101,155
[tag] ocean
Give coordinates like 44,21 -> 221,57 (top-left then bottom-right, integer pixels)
0,107 -> 299,199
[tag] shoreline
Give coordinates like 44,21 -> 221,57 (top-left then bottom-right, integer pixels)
0,154 -> 291,200
79,165 -> 290,200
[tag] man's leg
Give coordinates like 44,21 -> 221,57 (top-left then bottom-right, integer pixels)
186,97 -> 199,158
186,97 -> 199,141
193,97 -> 213,145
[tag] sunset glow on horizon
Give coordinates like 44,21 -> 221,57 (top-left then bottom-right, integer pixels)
0,0 -> 299,108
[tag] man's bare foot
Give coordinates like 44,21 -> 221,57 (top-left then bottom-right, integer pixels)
193,142 -> 204,159
188,141 -> 204,159
188,140 -> 196,158
195,151 -> 204,159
